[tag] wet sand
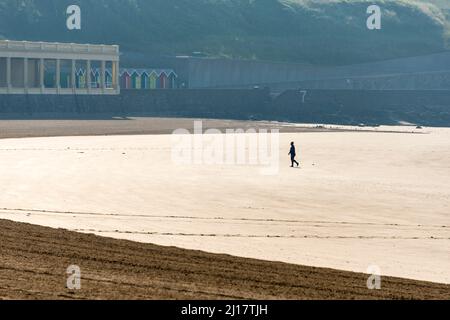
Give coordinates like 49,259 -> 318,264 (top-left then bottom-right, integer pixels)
0,117 -> 422,139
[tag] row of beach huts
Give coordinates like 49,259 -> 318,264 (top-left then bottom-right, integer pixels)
119,68 -> 178,89
47,68 -> 178,89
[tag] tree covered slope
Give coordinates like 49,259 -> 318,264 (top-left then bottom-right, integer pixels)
0,0 -> 448,65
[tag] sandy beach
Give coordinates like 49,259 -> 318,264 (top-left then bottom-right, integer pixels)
0,118 -> 448,291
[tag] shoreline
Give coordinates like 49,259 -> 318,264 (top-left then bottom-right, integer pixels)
0,117 -> 430,140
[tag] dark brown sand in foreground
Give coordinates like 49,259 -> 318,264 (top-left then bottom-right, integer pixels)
0,219 -> 448,300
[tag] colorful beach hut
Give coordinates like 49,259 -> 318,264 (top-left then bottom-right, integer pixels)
90,68 -> 101,88
158,71 -> 168,89
149,71 -> 158,89
131,70 -> 141,89
141,71 -> 150,89
76,69 -> 86,89
167,70 -> 178,89
105,69 -> 113,88
59,66 -> 71,89
120,70 -> 131,89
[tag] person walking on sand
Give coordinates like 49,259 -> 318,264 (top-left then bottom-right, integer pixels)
289,142 -> 299,167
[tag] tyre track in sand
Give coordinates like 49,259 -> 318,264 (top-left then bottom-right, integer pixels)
1,207 -> 448,229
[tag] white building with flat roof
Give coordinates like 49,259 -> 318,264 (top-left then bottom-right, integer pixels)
0,40 -> 120,95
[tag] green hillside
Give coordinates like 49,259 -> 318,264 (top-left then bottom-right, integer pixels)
424,0 -> 450,9
0,0 -> 448,65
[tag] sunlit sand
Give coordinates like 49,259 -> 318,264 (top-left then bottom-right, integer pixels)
0,125 -> 449,284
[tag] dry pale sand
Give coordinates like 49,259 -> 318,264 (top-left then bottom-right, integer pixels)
0,123 -> 449,285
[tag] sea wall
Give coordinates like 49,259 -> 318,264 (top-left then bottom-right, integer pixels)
0,89 -> 271,119
272,89 -> 450,126
1,89 -> 449,126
